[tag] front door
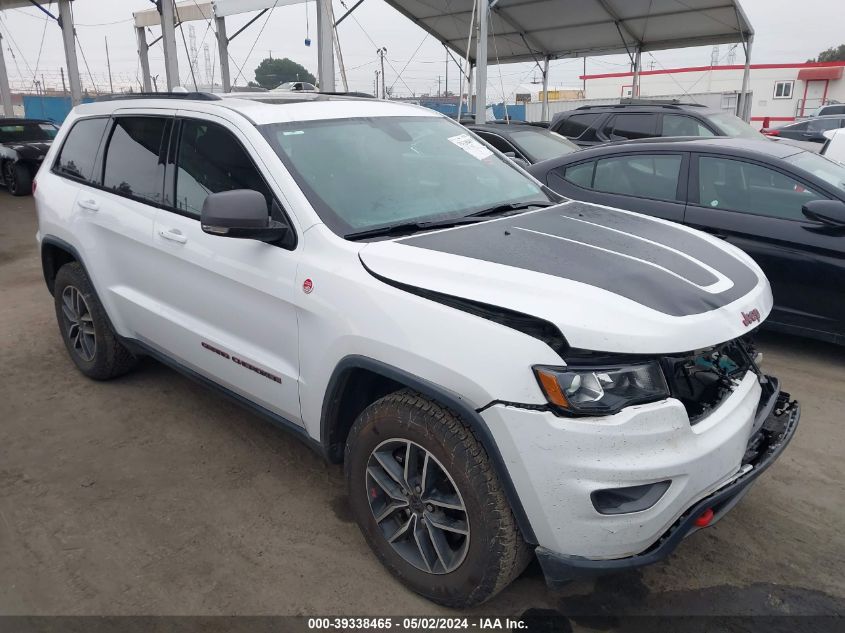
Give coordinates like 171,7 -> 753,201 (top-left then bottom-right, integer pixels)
802,80 -> 828,116
149,113 -> 303,424
686,153 -> 845,339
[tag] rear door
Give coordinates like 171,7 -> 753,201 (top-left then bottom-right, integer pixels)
72,112 -> 173,339
685,153 -> 845,338
545,151 -> 688,222
149,112 -> 303,423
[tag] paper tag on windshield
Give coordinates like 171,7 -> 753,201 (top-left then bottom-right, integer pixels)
448,133 -> 493,160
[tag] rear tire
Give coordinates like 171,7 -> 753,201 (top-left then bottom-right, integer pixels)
53,262 -> 138,380
5,162 -> 32,196
345,390 -> 532,607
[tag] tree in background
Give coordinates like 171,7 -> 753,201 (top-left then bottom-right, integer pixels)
808,45 -> 845,63
253,58 -> 316,89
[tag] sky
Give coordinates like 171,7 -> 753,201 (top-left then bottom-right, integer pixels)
0,0 -> 842,100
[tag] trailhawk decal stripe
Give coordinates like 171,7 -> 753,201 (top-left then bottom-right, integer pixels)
398,202 -> 759,317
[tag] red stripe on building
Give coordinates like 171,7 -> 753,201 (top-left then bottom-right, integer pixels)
580,61 -> 845,81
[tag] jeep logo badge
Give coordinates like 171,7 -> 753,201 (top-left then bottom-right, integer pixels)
741,309 -> 761,327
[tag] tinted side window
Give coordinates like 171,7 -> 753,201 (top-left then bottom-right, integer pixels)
821,105 -> 845,115
697,156 -> 825,220
175,119 -> 272,217
556,112 -> 602,139
54,117 -> 109,183
662,114 -> 715,137
563,162 -> 595,188
593,154 -> 683,200
103,117 -> 170,204
603,114 -> 658,140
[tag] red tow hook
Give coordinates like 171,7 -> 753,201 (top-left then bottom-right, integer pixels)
694,508 -> 715,527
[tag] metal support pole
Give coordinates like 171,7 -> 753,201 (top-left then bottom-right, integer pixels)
58,0 -> 82,105
136,26 -> 152,92
739,34 -> 753,121
160,0 -> 181,90
474,0 -> 487,123
632,47 -> 642,97
468,64 -> 474,116
541,56 -> 550,121
0,34 -> 14,116
316,0 -> 336,92
215,17 -> 231,92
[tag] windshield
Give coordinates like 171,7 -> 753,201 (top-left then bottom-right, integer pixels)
784,151 -> 845,194
508,129 -> 579,162
261,116 -> 550,235
704,112 -> 764,140
0,122 -> 57,143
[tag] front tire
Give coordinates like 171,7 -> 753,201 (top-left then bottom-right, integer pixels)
53,262 -> 138,380
5,162 -> 32,196
345,390 -> 532,607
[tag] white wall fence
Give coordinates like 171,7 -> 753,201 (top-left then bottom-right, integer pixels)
525,91 -> 747,122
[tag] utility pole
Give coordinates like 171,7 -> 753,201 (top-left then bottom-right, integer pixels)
445,47 -> 448,97
374,69 -> 379,97
438,75 -> 441,97
61,67 -> 67,96
377,47 -> 387,99
105,36 -> 114,94
582,57 -> 586,96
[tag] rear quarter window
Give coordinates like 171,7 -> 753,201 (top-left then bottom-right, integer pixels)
53,117 -> 110,183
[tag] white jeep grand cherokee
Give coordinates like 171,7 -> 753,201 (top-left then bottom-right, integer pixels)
34,92 -> 799,607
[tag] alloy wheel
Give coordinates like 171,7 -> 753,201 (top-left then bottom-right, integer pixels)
60,285 -> 96,362
365,438 -> 470,574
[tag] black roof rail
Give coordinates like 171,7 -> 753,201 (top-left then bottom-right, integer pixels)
317,90 -> 375,98
575,99 -> 706,111
94,92 -> 221,102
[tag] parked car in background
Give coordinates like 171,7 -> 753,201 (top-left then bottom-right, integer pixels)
813,103 -> 845,117
1,118 -> 59,196
761,115 -> 845,143
822,128 -> 845,165
464,121 -> 579,165
273,81 -> 317,92
528,137 -> 845,344
550,100 -> 764,147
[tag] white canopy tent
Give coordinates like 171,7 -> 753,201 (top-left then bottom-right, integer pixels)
132,0 -> 337,93
0,0 -> 82,114
382,0 -> 755,122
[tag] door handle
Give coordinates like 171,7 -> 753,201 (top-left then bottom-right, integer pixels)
77,197 -> 99,212
158,228 -> 187,244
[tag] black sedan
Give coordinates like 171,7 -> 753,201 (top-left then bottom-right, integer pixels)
762,115 -> 845,143
0,118 -> 59,196
463,122 -> 579,165
528,137 -> 845,344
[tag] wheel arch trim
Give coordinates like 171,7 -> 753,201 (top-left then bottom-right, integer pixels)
320,354 -> 538,544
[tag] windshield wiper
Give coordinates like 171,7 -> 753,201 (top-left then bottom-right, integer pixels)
344,201 -> 557,241
464,200 -> 556,218
344,216 -> 485,240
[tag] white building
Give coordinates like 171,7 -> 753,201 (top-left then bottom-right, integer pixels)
581,61 -> 845,124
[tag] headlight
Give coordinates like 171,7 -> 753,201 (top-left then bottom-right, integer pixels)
534,361 -> 669,416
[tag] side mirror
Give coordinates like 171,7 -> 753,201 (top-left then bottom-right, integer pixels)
802,199 -> 845,227
200,190 -> 289,242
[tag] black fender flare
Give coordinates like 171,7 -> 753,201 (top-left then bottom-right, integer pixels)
320,354 -> 537,544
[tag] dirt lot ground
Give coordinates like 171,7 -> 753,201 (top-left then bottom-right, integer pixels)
1,192 -> 844,621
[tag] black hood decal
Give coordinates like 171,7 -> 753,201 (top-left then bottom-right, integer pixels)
397,202 -> 759,317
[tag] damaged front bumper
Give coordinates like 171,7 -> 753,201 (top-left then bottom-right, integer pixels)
535,384 -> 800,587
